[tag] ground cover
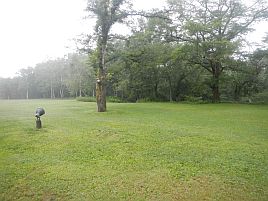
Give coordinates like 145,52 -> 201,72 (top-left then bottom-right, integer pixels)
0,100 -> 267,200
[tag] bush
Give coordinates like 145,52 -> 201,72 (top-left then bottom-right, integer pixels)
107,96 -> 124,103
76,96 -> 125,103
252,92 -> 268,104
136,98 -> 153,103
240,97 -> 252,104
240,92 -> 268,104
76,96 -> 96,102
183,96 -> 208,104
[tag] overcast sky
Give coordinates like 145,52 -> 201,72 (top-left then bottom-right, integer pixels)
0,0 -> 266,78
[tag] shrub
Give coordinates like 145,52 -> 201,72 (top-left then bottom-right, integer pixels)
76,96 -> 125,103
107,96 -> 124,103
136,98 -> 152,103
252,92 -> 268,104
183,96 -> 208,104
240,92 -> 268,104
76,96 -> 96,102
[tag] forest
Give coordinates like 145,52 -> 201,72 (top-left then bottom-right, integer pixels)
0,0 -> 268,104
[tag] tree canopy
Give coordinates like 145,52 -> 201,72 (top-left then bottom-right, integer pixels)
1,0 -> 268,104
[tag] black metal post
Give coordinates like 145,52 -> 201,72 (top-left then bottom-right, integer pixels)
36,118 -> 42,129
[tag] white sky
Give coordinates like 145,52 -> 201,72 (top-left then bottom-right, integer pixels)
0,0 -> 266,78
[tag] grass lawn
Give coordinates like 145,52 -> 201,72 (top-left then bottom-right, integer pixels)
0,100 -> 268,200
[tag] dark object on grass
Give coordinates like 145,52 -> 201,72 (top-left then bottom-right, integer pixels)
36,118 -> 42,129
35,108 -> 45,118
35,108 -> 45,129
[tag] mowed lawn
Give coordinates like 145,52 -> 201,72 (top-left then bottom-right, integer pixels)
0,100 -> 267,201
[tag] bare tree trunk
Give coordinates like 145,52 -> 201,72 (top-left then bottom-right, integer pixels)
212,83 -> 220,103
154,82 -> 158,100
96,34 -> 108,112
60,89 -> 64,99
211,62 -> 221,103
51,84 -> 53,99
79,78 -> 82,97
234,85 -> 241,101
26,88 -> 29,100
96,68 -> 106,112
168,76 -> 172,102
60,75 -> 64,98
50,80 -> 55,99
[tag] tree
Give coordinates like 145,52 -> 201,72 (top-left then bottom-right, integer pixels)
17,67 -> 34,99
166,0 -> 268,102
66,54 -> 94,97
104,17 -> 206,102
86,0 -> 131,112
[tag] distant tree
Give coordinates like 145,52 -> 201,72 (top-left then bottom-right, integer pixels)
17,67 -> 34,99
66,54 -> 94,97
0,78 -> 19,99
0,78 -> 11,99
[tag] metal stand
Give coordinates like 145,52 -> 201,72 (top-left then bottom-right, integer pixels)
36,117 -> 42,129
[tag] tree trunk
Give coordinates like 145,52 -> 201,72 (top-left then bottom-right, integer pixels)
210,61 -> 221,103
96,32 -> 108,112
60,89 -> 64,99
50,79 -> 56,99
60,75 -> 64,98
50,80 -> 53,99
96,69 -> 106,112
154,82 -> 158,100
234,85 -> 241,101
26,88 -> 29,100
26,78 -> 29,99
211,82 -> 220,103
79,78 -> 82,97
168,76 -> 173,102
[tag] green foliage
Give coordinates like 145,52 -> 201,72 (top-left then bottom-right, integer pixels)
76,96 -> 124,103
76,96 -> 96,102
107,96 -> 124,103
1,0 -> 268,104
183,96 -> 205,103
1,100 -> 268,200
166,0 -> 268,102
252,92 -> 268,104
136,98 -> 153,103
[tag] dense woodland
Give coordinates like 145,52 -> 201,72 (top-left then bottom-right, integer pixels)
1,0 -> 268,104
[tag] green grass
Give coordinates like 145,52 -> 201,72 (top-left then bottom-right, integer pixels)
0,100 -> 268,200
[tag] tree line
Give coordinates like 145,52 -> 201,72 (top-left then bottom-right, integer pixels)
1,0 -> 268,106
0,54 -> 95,99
